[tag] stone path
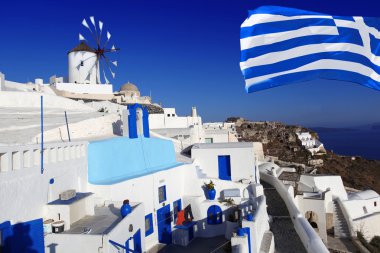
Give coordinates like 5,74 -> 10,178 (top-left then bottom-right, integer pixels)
262,182 -> 307,253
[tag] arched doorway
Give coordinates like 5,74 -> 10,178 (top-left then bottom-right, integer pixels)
127,104 -> 150,138
207,205 -> 223,225
305,211 -> 319,233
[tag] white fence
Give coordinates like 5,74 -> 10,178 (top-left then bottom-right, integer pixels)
260,171 -> 329,253
0,141 -> 87,173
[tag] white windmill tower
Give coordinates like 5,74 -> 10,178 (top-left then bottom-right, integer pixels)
68,16 -> 119,85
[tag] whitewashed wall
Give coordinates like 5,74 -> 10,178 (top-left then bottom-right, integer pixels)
0,142 -> 88,224
191,145 -> 256,182
88,164 -> 191,250
54,83 -> 113,95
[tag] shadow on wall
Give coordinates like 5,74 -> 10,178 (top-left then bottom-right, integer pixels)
112,120 -> 123,136
2,221 -> 42,253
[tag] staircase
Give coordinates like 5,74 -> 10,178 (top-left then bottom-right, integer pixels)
333,200 -> 351,238
196,166 -> 207,178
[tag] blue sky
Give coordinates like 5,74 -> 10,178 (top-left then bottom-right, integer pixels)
1,0 -> 380,127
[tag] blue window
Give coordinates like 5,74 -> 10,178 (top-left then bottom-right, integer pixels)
158,185 -> 167,203
207,205 -> 223,225
145,213 -> 154,237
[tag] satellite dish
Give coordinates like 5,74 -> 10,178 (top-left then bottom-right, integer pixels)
79,17 -> 119,84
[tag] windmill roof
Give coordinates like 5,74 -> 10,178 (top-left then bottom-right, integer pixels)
68,41 -> 96,54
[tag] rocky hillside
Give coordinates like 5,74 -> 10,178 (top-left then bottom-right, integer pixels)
227,117 -> 380,193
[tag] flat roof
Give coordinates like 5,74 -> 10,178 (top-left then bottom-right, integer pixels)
192,142 -> 253,149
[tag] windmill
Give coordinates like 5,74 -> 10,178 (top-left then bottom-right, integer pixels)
74,16 -> 119,84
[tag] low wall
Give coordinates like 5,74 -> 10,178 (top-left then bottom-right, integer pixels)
88,137 -> 181,185
0,141 -> 88,223
260,171 -> 329,253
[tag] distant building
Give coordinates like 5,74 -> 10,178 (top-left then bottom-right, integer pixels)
203,122 -> 238,143
113,82 -> 151,105
296,132 -> 325,155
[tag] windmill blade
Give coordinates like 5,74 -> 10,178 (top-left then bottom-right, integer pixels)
99,21 -> 103,32
101,61 -> 110,84
90,16 -> 96,27
82,18 -> 90,29
111,45 -> 116,50
103,31 -> 112,48
112,61 -> 118,67
79,33 -> 86,41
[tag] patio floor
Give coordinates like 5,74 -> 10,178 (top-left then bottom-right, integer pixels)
158,235 -> 230,253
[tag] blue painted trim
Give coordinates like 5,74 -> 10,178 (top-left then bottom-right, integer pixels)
127,104 -> 150,139
133,229 -> 142,253
207,205 -> 223,225
145,213 -> 154,237
159,185 -> 167,203
2,218 -> 45,253
218,155 -> 231,181
242,227 -> 252,253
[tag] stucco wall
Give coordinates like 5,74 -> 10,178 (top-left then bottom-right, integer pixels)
191,146 -> 256,182
54,83 -> 113,95
0,142 -> 88,224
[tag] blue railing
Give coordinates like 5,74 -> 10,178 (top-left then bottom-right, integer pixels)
109,238 -> 134,253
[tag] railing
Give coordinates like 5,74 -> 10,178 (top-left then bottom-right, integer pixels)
0,141 -> 87,173
260,170 -> 329,253
109,239 -> 134,253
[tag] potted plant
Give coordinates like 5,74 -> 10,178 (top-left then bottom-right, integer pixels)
204,180 -> 216,200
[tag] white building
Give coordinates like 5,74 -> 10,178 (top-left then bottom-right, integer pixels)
296,132 -> 325,155
149,107 -> 205,145
203,122 -> 238,143
51,41 -> 114,96
294,174 -> 380,243
0,105 -> 273,253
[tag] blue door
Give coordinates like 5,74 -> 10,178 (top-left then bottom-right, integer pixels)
207,205 -> 223,225
157,205 -> 172,244
133,229 -> 142,253
242,227 -> 251,253
218,155 -> 231,180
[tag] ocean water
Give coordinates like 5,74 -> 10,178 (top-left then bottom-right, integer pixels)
316,129 -> 380,160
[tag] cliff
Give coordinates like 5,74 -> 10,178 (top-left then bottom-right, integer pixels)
228,117 -> 380,193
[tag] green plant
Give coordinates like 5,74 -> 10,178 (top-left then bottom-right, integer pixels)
204,180 -> 215,190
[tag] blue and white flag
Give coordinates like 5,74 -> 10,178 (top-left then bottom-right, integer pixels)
240,6 -> 380,93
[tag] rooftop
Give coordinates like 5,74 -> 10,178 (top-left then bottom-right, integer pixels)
62,203 -> 139,235
192,142 -> 253,149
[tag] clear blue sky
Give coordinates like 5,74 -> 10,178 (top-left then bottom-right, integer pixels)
1,0 -> 380,127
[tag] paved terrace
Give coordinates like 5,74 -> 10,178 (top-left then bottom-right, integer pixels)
0,107 -> 114,145
262,182 -> 307,253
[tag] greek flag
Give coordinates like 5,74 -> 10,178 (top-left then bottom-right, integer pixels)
240,6 -> 380,93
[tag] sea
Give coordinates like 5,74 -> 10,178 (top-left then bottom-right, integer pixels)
313,128 -> 380,160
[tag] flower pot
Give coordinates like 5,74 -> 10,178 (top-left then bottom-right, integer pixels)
207,188 -> 216,200
121,204 -> 132,217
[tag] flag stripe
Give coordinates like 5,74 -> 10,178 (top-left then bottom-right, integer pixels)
240,26 -> 338,50
246,69 -> 380,93
242,51 -> 380,80
241,14 -> 333,28
241,27 -> 363,62
245,59 -> 380,87
241,42 -> 380,71
241,18 -> 335,38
